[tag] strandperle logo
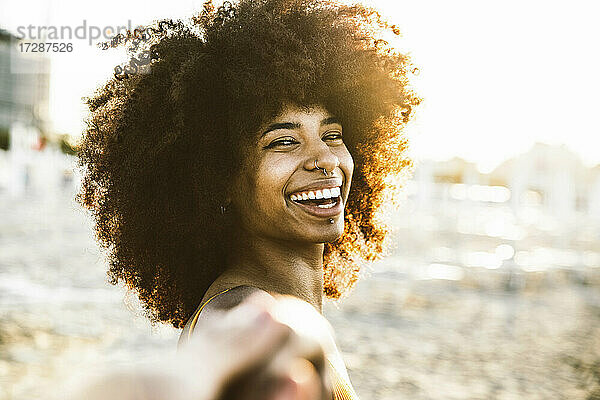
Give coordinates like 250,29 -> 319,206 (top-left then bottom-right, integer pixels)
15,20 -> 144,45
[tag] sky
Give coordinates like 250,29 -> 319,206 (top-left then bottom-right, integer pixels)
1,0 -> 599,172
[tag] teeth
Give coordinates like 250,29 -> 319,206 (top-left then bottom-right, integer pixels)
317,203 -> 335,209
289,187 -> 341,201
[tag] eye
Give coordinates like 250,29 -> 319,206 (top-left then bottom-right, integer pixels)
264,137 -> 299,149
323,130 -> 343,143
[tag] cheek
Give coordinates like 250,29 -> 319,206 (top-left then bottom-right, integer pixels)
339,150 -> 354,202
249,161 -> 289,214
231,154 -> 293,235
340,149 -> 354,180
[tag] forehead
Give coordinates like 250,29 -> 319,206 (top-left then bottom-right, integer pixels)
270,104 -> 332,122
257,104 -> 341,139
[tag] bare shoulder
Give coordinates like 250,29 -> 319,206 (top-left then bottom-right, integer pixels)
179,286 -> 352,383
200,285 -> 272,314
178,285 -> 272,347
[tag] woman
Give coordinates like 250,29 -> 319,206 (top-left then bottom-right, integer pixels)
77,0 -> 419,398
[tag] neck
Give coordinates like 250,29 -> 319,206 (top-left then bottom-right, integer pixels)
221,228 -> 325,313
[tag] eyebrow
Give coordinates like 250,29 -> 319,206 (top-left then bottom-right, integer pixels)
260,116 -> 342,138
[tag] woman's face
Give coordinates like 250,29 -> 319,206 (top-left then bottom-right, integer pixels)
229,104 -> 354,244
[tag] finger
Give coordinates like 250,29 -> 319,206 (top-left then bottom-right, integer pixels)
285,358 -> 323,400
213,320 -> 295,400
218,309 -> 294,374
268,296 -> 335,357
225,358 -> 322,400
243,290 -> 279,309
230,334 -> 331,400
182,308 -> 294,400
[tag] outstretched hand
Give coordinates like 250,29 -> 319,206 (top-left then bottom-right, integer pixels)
70,293 -> 333,400
185,292 -> 332,400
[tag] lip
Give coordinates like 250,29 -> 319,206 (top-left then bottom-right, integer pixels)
289,195 -> 344,218
287,178 -> 343,195
286,177 -> 345,219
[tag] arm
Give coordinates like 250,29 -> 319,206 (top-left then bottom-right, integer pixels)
71,290 -> 333,400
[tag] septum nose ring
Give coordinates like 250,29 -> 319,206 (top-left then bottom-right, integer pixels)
314,159 -> 328,176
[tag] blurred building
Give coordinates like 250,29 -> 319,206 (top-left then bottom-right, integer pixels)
490,143 -> 595,220
0,29 -> 75,197
414,143 -> 599,220
0,29 -> 50,149
392,145 -> 600,287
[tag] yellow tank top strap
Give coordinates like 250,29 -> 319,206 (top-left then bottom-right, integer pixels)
187,286 -> 236,341
327,358 -> 361,400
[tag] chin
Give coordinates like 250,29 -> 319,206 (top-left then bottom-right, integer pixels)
287,216 -> 345,243
317,222 -> 344,244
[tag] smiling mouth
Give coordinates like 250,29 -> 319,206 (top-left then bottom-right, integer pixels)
287,187 -> 343,220
289,187 -> 341,209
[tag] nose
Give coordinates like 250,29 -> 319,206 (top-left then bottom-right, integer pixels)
303,142 -> 340,174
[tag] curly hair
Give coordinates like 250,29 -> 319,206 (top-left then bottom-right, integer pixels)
77,0 -> 420,328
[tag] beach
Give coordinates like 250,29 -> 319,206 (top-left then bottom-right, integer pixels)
1,189 -> 599,399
